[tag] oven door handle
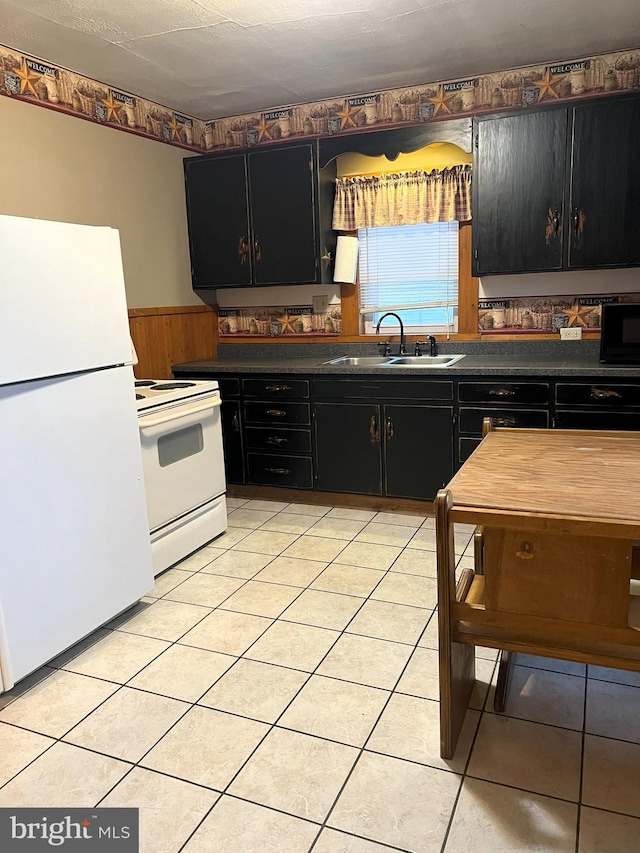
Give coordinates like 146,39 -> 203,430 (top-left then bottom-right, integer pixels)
138,396 -> 221,429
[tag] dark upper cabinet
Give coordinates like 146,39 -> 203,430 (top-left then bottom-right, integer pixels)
185,154 -> 251,288
473,93 -> 640,276
569,97 -> 640,268
184,143 -> 320,289
473,110 -> 568,275
248,145 -> 319,285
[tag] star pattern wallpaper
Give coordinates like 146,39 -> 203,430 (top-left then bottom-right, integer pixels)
478,293 -> 640,334
0,43 -> 638,152
218,305 -> 342,338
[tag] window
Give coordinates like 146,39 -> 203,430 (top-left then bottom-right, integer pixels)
358,221 -> 459,335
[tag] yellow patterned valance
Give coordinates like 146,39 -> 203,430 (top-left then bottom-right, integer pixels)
332,165 -> 472,230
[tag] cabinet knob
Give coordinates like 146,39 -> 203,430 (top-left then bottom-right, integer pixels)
573,209 -> 585,237
369,415 -> 380,444
237,236 -> 250,264
488,388 -> 516,398
266,436 -> 287,446
590,387 -> 621,401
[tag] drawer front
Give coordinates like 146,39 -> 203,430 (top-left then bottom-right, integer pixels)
244,401 -> 310,425
458,382 -> 550,405
459,437 -> 482,464
246,427 -> 312,453
218,377 -> 241,397
243,378 -> 310,399
556,382 -> 640,407
555,410 -> 640,431
459,406 -> 549,435
314,378 -> 453,401
247,453 -> 313,488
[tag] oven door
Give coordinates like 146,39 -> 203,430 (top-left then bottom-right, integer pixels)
138,392 -> 225,532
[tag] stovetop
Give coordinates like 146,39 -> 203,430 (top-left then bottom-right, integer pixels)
135,379 -> 219,413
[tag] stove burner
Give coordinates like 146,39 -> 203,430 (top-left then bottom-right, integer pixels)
135,380 -> 157,387
150,382 -> 197,390
136,394 -> 145,400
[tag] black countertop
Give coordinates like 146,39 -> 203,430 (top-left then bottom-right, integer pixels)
172,340 -> 640,379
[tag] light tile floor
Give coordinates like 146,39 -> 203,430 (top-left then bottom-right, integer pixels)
1,496 -> 639,852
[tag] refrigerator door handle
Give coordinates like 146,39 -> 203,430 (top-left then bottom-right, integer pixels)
0,605 -> 15,692
138,395 -> 221,430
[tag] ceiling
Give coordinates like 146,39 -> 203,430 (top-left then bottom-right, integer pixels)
1,0 -> 639,120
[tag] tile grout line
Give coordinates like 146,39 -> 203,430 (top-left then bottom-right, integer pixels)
175,501 -> 434,851
6,501 -> 640,848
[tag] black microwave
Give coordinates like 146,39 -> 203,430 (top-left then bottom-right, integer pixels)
600,303 -> 640,364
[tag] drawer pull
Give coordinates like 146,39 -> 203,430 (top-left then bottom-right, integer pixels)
386,416 -> 394,439
265,384 -> 292,392
265,467 -> 291,475
493,417 -> 518,427
266,409 -> 287,417
590,387 -> 622,401
266,436 -> 288,446
231,412 -> 240,431
488,388 -> 516,398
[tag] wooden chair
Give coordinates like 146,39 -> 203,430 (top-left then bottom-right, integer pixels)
435,421 -> 640,759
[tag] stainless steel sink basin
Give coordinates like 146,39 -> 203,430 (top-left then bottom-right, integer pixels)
383,354 -> 466,367
321,354 -> 466,368
322,356 -> 395,366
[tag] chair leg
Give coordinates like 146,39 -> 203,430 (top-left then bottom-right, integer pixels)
493,650 -> 514,713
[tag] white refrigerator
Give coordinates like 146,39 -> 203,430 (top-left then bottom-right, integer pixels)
0,214 -> 153,692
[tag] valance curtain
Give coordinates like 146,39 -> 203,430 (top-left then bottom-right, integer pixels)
332,164 -> 472,230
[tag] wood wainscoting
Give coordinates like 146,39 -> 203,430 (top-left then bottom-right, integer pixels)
128,305 -> 218,379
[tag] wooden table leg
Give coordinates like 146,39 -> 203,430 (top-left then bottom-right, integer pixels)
436,490 -> 475,759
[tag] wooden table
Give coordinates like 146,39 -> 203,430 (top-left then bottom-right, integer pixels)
435,427 -> 640,759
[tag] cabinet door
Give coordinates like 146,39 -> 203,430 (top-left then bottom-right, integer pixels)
248,145 -> 319,285
569,96 -> 640,268
184,155 -> 251,289
474,110 -> 568,274
315,403 -> 382,495
384,405 -> 453,501
220,400 -> 245,484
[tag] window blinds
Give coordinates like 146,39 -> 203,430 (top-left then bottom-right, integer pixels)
358,221 -> 459,331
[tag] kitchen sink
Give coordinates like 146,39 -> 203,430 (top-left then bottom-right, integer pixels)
383,354 -> 466,367
321,354 -> 466,368
322,356 -> 396,366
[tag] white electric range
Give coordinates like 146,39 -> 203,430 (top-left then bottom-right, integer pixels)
135,379 -> 227,576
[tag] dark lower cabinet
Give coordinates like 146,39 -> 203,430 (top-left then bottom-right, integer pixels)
220,400 -> 245,484
314,402 -> 453,500
173,368 -> 640,498
315,403 -> 382,495
247,453 -> 313,488
554,410 -> 640,430
384,405 -> 453,501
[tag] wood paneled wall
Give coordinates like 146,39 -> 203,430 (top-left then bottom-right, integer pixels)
128,305 -> 218,379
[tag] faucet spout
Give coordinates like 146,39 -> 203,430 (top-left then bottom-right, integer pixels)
375,312 -> 406,355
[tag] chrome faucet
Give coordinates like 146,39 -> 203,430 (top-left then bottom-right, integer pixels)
375,312 -> 406,355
